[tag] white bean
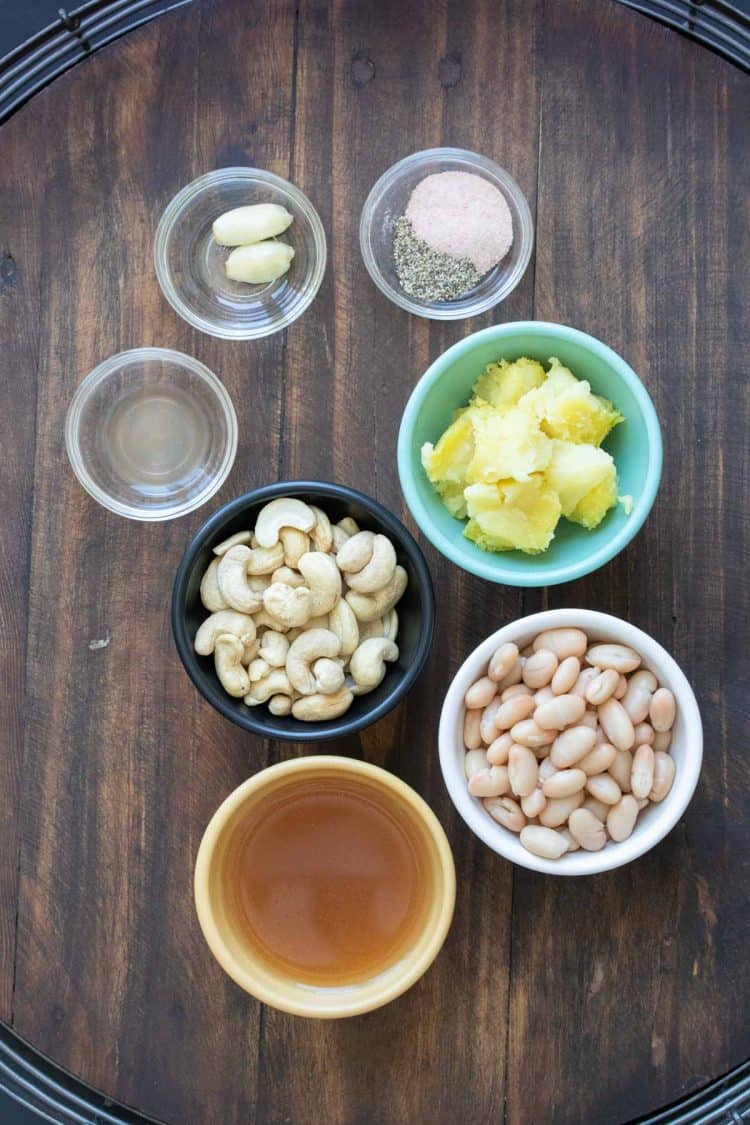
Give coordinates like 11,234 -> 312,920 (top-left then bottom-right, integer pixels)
480,698 -> 503,745
609,749 -> 633,793
623,670 -> 657,723
585,774 -> 622,805
534,694 -> 586,732
521,788 -> 547,818
653,730 -> 672,752
582,796 -> 609,822
633,722 -> 655,746
511,719 -> 553,749
649,751 -> 676,802
538,756 -> 557,782
637,796 -> 650,810
495,694 -> 536,731
606,795 -> 639,842
508,745 -> 539,797
539,791 -> 584,828
543,768 -> 587,799
488,642 -> 519,683
580,709 -> 599,730
520,826 -> 569,859
550,725 -> 597,768
523,649 -> 558,689
650,688 -> 676,732
572,667 -> 599,699
533,628 -> 588,659
465,675 -> 497,710
631,744 -> 655,799
464,749 -> 488,779
494,657 -> 524,691
614,674 -> 628,700
484,795 -> 525,832
558,827 -> 580,852
577,743 -> 617,776
501,683 -> 532,701
468,766 -> 510,798
533,686 -> 555,706
551,656 -> 581,695
585,643 -> 642,674
464,709 -> 483,750
568,808 -> 607,851
487,733 -> 513,765
598,698 -> 636,751
585,668 -> 620,706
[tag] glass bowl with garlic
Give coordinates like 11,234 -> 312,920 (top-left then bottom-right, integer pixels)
154,168 -> 327,340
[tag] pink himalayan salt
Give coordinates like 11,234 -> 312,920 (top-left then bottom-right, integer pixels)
405,171 -> 513,275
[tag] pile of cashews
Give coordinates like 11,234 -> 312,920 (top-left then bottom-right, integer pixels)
463,627 -> 677,860
194,497 -> 407,722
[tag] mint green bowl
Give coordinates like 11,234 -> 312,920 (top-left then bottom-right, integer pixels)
397,322 -> 662,587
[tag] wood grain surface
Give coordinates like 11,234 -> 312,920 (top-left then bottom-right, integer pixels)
0,1 -> 747,1122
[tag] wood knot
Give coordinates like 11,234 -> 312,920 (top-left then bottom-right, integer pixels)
0,253 -> 18,295
351,52 -> 375,88
438,53 -> 462,88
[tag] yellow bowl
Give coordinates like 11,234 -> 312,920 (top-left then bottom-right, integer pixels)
194,756 -> 456,1018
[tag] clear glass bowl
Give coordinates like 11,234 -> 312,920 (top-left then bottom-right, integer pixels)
65,348 -> 238,521
359,148 -> 534,321
154,168 -> 327,340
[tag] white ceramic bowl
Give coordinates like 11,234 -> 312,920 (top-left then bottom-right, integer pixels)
439,609 -> 703,875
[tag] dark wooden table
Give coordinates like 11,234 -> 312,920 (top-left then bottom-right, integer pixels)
0,1 -> 748,1122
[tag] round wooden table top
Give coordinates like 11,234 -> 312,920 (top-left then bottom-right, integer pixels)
0,1 -> 748,1122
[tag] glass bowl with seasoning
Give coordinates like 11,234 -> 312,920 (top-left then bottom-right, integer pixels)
359,148 -> 533,321
154,168 -> 327,340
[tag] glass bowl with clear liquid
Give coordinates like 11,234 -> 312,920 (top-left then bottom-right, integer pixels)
65,348 -> 237,521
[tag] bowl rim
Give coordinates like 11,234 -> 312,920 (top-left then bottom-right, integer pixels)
194,755 -> 456,1017
153,167 -> 327,340
64,346 -> 238,522
171,480 -> 436,741
397,320 -> 663,586
438,608 -> 703,876
359,146 -> 534,321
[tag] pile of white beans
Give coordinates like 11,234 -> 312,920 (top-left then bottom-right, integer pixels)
463,627 -> 677,860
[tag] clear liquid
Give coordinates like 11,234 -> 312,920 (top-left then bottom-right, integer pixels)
104,385 -> 211,495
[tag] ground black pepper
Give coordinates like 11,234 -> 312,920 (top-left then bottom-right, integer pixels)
393,217 -> 481,302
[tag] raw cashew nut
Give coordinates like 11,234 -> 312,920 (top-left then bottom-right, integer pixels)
345,534 -> 397,594
216,546 -> 264,613
349,637 -> 399,692
244,670 -> 294,705
195,610 -> 257,655
298,552 -> 342,616
313,657 -> 345,694
254,498 -> 316,548
345,566 -> 407,622
212,530 -> 252,556
247,657 -> 270,682
214,635 -> 251,698
252,608 -> 290,632
246,542 -> 285,575
268,694 -> 293,716
258,630 -> 290,669
262,583 -> 313,628
286,628 -> 342,695
337,516 -> 360,537
336,531 -> 376,573
200,558 -> 228,612
308,505 -> 333,552
248,575 -> 272,593
292,688 -> 353,721
332,525 -> 350,552
241,639 -> 259,666
279,527 -> 310,568
305,615 -> 330,631
328,599 -> 360,657
271,566 -> 306,589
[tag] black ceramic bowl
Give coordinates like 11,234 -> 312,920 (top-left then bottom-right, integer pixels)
171,481 -> 436,741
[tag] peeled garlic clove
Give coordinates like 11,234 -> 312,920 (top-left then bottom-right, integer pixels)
213,203 -> 293,246
225,241 -> 294,284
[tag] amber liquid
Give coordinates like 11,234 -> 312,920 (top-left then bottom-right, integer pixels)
227,778 -> 431,986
